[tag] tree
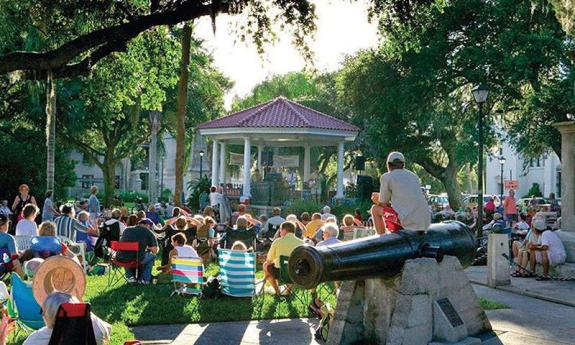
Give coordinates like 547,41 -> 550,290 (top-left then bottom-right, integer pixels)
174,24 -> 192,207
58,29 -> 180,206
0,0 -> 317,78
337,0 -> 573,208
549,0 -> 575,36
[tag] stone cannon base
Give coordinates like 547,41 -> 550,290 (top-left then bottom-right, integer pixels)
327,256 -> 491,345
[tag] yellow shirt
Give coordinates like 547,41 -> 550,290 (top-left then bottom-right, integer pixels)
267,233 -> 304,268
304,219 -> 324,239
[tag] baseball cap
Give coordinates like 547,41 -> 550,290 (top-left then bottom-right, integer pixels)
139,218 -> 154,227
533,218 -> 547,231
387,152 -> 405,164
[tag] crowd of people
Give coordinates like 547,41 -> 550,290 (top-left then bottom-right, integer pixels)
0,151 -> 570,344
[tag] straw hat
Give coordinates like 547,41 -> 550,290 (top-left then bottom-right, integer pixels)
32,256 -> 86,306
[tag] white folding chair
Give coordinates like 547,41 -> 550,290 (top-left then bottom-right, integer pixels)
14,236 -> 33,252
58,236 -> 88,272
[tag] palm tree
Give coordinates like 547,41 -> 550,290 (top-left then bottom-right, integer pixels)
46,70 -> 56,194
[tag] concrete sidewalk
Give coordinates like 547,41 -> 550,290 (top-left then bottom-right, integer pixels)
466,265 -> 575,307
132,273 -> 575,344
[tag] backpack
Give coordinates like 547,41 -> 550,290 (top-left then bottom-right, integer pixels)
202,276 -> 221,299
314,303 -> 335,343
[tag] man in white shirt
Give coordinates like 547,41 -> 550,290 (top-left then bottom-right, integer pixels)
320,206 -> 335,221
529,223 -> 566,280
370,152 -> 430,234
264,207 -> 285,237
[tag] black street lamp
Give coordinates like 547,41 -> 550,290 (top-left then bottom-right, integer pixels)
499,153 -> 506,204
199,150 -> 204,179
472,84 -> 489,239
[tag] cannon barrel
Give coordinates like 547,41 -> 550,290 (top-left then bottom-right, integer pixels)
288,221 -> 476,289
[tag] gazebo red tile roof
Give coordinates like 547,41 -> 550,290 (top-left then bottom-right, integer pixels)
197,97 -> 359,132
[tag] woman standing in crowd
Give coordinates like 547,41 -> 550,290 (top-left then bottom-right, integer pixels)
41,191 -> 59,222
88,186 -> 100,225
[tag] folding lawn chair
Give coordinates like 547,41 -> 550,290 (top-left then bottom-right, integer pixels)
353,227 -> 376,239
107,241 -> 139,288
48,302 -> 97,345
278,255 -> 309,305
9,273 -> 45,333
59,235 -> 89,273
223,228 -> 257,251
218,249 -> 256,297
170,257 -> 204,297
14,235 -> 33,252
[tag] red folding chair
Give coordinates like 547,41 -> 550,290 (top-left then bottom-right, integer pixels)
48,302 -> 96,345
107,241 -> 140,288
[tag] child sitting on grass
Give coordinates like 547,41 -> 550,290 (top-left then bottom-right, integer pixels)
157,233 -> 199,273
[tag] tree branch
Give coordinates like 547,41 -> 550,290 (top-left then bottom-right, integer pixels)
0,1 -> 229,76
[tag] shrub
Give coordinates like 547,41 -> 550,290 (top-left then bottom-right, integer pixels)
118,190 -> 148,203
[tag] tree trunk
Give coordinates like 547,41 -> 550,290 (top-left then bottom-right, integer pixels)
441,160 -> 463,210
45,70 -> 56,195
149,111 -> 161,203
102,154 -> 116,208
174,23 -> 192,207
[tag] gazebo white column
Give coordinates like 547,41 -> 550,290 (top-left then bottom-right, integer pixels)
243,137 -> 252,197
304,144 -> 311,183
257,145 -> 263,171
219,142 -> 226,184
336,141 -> 345,199
211,139 -> 219,186
554,121 -> 575,231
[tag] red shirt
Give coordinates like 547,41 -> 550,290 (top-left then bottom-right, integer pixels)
503,196 -> 518,215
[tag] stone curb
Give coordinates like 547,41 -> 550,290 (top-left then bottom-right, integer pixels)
469,279 -> 575,308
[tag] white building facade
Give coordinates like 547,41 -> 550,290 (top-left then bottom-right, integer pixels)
485,140 -> 561,199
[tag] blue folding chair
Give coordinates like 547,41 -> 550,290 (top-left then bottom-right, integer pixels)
218,249 -> 256,297
9,273 -> 45,332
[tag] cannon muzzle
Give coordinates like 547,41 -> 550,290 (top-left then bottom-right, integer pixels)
288,221 -> 476,289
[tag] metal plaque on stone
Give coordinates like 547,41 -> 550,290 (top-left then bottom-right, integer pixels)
436,298 -> 464,328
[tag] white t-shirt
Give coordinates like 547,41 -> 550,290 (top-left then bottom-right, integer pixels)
15,219 -> 38,236
175,245 -> 199,258
23,314 -> 111,345
321,213 -> 335,221
209,192 -> 223,206
541,230 -> 566,264
379,169 -> 430,231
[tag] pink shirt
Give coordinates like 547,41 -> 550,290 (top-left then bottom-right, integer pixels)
504,196 -> 518,215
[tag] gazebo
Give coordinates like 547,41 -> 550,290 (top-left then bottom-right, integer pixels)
197,97 -> 359,199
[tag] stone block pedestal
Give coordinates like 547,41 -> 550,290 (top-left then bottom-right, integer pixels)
327,257 -> 491,345
487,233 -> 511,287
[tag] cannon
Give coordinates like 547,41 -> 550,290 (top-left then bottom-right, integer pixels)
288,221 -> 476,289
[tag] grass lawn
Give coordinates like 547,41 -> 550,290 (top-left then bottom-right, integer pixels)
10,261 -> 336,345
9,259 -> 508,345
479,298 -> 509,310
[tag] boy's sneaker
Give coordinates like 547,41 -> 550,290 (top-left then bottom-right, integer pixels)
127,277 -> 137,284
138,280 -> 150,285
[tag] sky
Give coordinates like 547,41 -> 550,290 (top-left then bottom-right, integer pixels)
194,0 -> 380,109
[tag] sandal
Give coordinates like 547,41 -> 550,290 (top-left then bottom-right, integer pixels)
536,276 -> 551,281
510,271 -> 522,277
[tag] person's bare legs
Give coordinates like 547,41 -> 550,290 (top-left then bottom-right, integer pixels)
512,241 -> 520,258
12,260 -> 24,278
541,251 -> 550,276
263,262 -> 280,295
370,205 -> 387,235
529,249 -> 537,273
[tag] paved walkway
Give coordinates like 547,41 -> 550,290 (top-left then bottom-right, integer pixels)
466,265 -> 575,306
132,269 -> 575,344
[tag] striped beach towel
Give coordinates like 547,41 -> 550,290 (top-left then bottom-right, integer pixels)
218,249 -> 256,297
170,257 -> 203,296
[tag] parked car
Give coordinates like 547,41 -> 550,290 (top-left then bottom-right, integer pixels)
462,195 -> 496,209
517,197 -> 550,212
428,194 -> 449,212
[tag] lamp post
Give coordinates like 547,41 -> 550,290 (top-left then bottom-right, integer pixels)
199,150 -> 204,179
472,84 -> 489,239
499,154 -> 506,204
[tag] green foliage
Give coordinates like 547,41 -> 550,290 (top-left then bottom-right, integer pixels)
187,175 -> 212,210
526,183 -> 543,198
549,0 -> 575,36
284,199 -> 372,219
118,190 -> 149,203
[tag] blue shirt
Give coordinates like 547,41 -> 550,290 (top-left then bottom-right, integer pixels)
88,195 -> 100,214
316,237 -> 341,247
0,232 -> 17,254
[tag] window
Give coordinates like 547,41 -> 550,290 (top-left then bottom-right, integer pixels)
81,175 -> 94,189
556,171 -> 562,198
